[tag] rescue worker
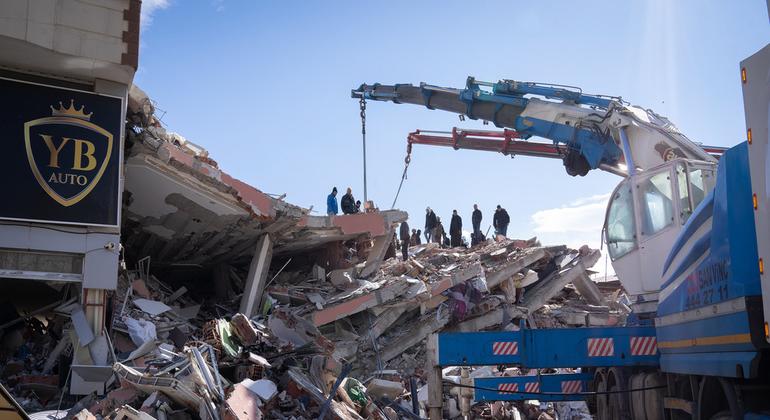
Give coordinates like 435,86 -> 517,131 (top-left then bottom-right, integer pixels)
433,217 -> 446,247
326,187 -> 338,215
449,210 -> 462,247
471,204 -> 482,245
399,221 -> 410,261
341,187 -> 357,214
415,229 -> 422,245
424,207 -> 437,243
410,228 -> 419,245
493,205 -> 510,237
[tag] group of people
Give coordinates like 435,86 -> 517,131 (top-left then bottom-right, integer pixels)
326,187 -> 512,261
326,187 -> 362,215
423,204 -> 511,247
394,204 -> 511,261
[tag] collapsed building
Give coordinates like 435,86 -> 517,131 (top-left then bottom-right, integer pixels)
0,2 -> 628,419
0,77 -> 631,419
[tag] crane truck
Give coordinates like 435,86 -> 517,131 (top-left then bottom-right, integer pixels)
351,42 -> 770,420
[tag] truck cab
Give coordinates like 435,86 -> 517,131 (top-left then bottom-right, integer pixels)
604,159 -> 717,313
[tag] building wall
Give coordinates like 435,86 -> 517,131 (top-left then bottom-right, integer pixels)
0,1 -> 140,291
0,0 -> 139,84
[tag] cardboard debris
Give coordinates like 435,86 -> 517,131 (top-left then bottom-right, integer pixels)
133,298 -> 172,316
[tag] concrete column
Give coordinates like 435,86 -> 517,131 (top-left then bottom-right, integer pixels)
426,334 -> 443,420
360,226 -> 395,278
239,234 -> 274,317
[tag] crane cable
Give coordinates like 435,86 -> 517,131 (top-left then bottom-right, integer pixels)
360,97 -> 368,203
390,143 -> 412,209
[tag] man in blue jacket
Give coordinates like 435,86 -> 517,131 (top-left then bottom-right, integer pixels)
327,187 -> 338,215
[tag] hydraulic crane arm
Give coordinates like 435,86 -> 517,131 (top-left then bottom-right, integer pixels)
406,128 -> 728,177
352,78 -> 717,177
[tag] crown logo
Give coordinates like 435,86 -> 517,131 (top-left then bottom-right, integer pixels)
50,99 -> 93,121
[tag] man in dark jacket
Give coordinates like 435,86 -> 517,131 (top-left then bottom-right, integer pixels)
341,187 -> 358,214
449,210 -> 462,247
471,204 -> 482,244
493,205 -> 511,237
424,207 -> 437,243
399,221 -> 410,261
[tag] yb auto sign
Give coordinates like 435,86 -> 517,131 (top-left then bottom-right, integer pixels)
0,78 -> 122,226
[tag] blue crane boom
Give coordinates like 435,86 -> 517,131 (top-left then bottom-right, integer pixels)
353,77 -> 716,177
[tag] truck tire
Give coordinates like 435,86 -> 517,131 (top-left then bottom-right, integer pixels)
709,411 -> 733,420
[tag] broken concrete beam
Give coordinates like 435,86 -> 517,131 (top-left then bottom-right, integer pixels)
312,279 -> 410,326
360,226 -> 396,278
239,234 -> 274,317
499,278 -> 518,303
523,249 -> 601,314
484,247 -> 547,289
368,302 -> 418,339
450,305 -> 526,332
421,295 -> 447,314
429,262 -> 484,297
572,272 -> 607,306
367,379 -> 405,400
380,314 -> 449,362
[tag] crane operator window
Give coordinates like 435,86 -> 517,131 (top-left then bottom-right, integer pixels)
639,171 -> 674,236
606,184 -> 637,260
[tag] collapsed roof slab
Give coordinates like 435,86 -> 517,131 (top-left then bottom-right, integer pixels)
122,141 -> 407,267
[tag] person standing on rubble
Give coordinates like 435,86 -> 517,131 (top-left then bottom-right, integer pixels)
433,217 -> 446,246
425,207 -> 437,242
341,187 -> 358,214
399,221 -> 410,261
471,204 -> 483,245
327,187 -> 339,215
450,210 -> 463,247
493,205 -> 510,237
412,229 -> 422,245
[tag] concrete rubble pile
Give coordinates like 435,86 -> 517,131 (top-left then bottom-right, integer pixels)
0,235 -> 628,419
257,236 -> 630,419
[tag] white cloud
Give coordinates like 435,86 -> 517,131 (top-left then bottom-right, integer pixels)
141,0 -> 171,27
531,193 -> 610,234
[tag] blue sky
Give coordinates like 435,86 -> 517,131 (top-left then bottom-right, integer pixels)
135,1 -> 768,270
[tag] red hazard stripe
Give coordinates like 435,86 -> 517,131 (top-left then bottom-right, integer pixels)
524,382 -> 540,393
498,383 -> 519,394
630,336 -> 657,356
587,338 -> 614,357
492,341 -> 519,355
561,380 -> 582,394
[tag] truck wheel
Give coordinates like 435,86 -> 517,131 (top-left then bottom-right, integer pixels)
596,376 -> 609,420
609,385 -> 630,420
709,411 -> 733,420
698,377 -> 741,420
